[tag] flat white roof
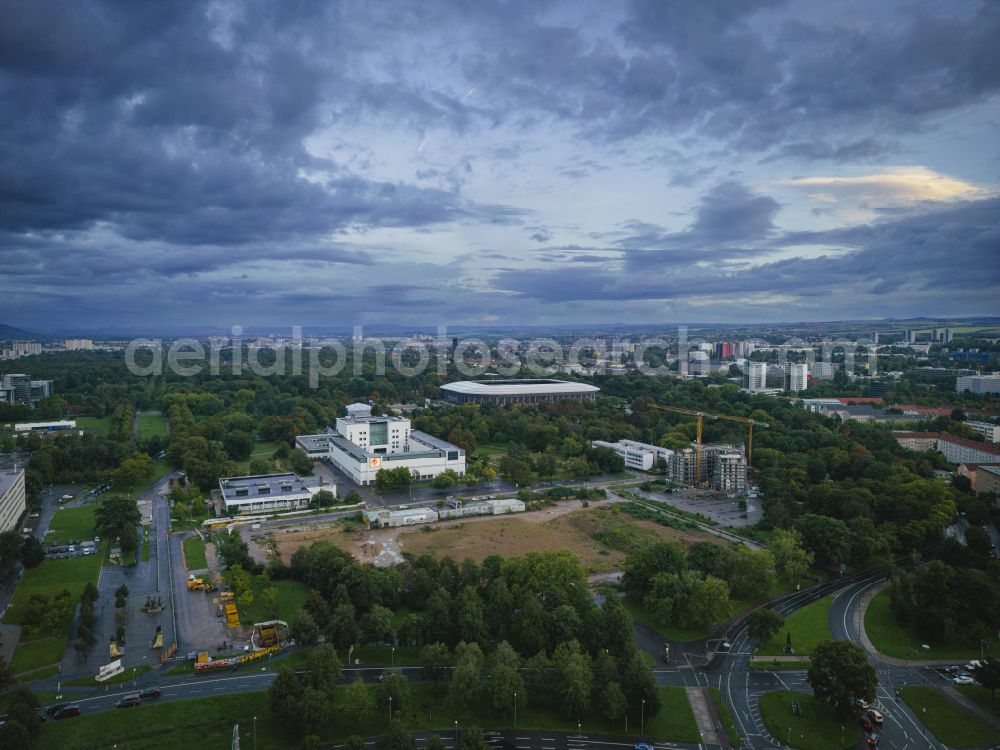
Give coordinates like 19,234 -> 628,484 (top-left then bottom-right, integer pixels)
441,379 -> 600,396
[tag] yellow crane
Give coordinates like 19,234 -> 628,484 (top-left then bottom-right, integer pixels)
648,404 -> 769,481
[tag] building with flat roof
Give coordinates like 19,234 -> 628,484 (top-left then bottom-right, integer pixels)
977,465 -> 1000,498
0,468 -> 26,533
297,414 -> 465,486
893,431 -> 939,452
440,379 -> 600,405
591,439 -> 671,472
0,374 -> 54,406
64,339 -> 94,350
745,363 -> 767,392
956,374 -> 1000,394
13,420 -> 76,432
937,433 -> 1000,465
784,363 -> 808,392
218,473 -> 317,515
966,421 -> 1000,444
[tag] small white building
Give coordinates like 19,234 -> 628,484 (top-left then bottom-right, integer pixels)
218,473 -> 317,515
966,421 -> 1000,444
591,439 -> 672,471
13,420 -> 76,432
364,507 -> 439,528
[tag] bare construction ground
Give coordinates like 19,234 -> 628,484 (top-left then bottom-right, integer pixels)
273,496 -> 728,571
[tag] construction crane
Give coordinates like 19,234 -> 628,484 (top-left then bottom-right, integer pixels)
648,404 -> 769,482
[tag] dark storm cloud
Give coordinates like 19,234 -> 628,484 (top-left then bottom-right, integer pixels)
494,196 -> 1000,303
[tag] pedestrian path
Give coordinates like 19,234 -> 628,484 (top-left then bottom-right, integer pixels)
685,686 -> 721,746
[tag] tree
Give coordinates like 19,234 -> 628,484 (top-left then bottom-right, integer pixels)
312,489 -> 336,507
378,722 -> 417,750
3,688 -> 42,739
420,642 -> 451,685
362,603 -> 394,644
95,495 -> 141,545
727,547 -> 776,599
746,608 -> 784,643
973,658 -> 1000,701
459,726 -> 488,750
269,665 -> 301,723
291,611 -> 320,645
19,536 -> 44,568
432,470 -> 459,491
0,720 -> 32,750
600,681 -> 627,723
114,451 -> 154,489
327,602 -> 360,651
553,640 -> 592,718
0,654 -> 13,691
345,736 -> 368,750
260,585 -> 279,617
377,668 -> 410,715
425,735 -> 447,750
297,686 -> 332,735
488,641 -> 525,716
807,640 -> 876,717
343,676 -> 375,722
229,564 -> 255,608
795,514 -> 852,566
0,530 -> 23,578
304,644 -> 343,697
686,575 -> 730,628
450,641 -> 485,707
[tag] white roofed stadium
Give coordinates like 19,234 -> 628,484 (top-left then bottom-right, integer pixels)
441,379 -> 600,405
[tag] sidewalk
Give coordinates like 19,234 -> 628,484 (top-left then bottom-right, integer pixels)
686,686 -> 721,746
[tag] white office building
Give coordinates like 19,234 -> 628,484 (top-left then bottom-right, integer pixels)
784,363 -> 809,392
956,375 -> 1000,394
218,473 -> 318,515
0,468 -> 27,533
64,339 -> 94,350
591,439 -> 672,471
746,362 -> 768,392
297,406 -> 465,486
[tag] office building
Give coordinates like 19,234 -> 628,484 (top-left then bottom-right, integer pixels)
0,468 -> 27,533
966,421 -> 1000,444
218,473 -> 317,515
64,339 -> 94,351
811,361 -> 836,380
441,379 -> 600,405
297,410 -> 465,486
784,363 -> 808,392
942,328 -> 953,343
0,375 -> 54,406
745,363 -> 768,392
591,439 -> 672,472
956,375 -> 1000,394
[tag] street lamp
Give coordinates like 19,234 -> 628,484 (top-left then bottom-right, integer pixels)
253,716 -> 257,750
577,721 -> 581,736
454,720 -> 458,745
641,699 -> 645,736
389,695 -> 393,726
514,691 -> 517,730
392,646 -> 395,668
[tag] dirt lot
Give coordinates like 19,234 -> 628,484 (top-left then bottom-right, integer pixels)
273,496 -> 727,572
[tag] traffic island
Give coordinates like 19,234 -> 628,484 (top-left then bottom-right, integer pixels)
758,690 -> 860,750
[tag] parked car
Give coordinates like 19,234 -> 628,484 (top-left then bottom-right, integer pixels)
866,734 -> 880,747
53,705 -> 81,720
139,687 -> 161,700
45,704 -> 68,718
116,695 -> 142,709
854,698 -> 869,710
953,675 -> 976,685
867,710 -> 883,725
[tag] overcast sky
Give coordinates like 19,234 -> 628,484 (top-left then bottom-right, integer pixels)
1,0 -> 998,330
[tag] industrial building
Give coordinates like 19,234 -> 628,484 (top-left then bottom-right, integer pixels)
591,439 -> 671,471
440,379 -> 600,405
0,468 -> 26,533
956,374 -> 1000,394
217,473 -> 318,515
297,403 -> 465,486
13,420 -> 76,432
363,497 -> 526,529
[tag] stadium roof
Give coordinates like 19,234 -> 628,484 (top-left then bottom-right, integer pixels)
441,379 -> 600,396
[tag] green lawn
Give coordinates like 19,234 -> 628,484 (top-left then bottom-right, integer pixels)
758,691 -> 859,750
137,411 -> 167,440
142,528 -> 151,562
2,550 -> 104,627
39,685 -> 698,750
956,685 -> 1000,720
7,637 -> 66,675
351,643 -> 425,666
182,535 -> 208,570
234,440 -> 284,474
710,687 -> 740,745
46,505 -> 98,543
221,574 -> 309,627
864,588 -> 980,660
757,596 -> 833,658
76,416 -> 111,437
899,686 -> 1000,748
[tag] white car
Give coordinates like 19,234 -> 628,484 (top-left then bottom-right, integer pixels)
953,675 -> 976,685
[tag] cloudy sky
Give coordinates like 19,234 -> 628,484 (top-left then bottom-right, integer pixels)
1,0 -> 998,330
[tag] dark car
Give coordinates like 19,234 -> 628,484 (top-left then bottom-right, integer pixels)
860,717 -> 873,732
45,703 -> 68,717
116,694 -> 142,709
867,734 -> 880,747
53,705 -> 81,720
139,687 -> 161,700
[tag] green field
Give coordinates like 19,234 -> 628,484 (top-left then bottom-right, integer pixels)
182,535 -> 208,570
956,685 -> 1000,720
7,637 -> 66,675
223,575 -> 309,627
758,596 -> 833,658
2,550 -> 104,627
758,691 -> 859,750
899,686 -> 1000,747
39,684 -> 698,750
864,588 -> 979,660
234,440 -> 283,474
76,416 -> 111,437
137,411 -> 167,440
710,687 -> 740,745
46,505 -> 98,543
